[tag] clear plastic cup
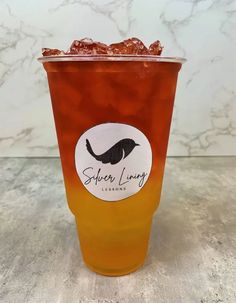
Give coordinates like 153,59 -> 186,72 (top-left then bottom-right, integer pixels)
39,55 -> 185,276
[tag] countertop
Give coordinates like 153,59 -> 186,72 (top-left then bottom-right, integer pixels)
0,157 -> 235,303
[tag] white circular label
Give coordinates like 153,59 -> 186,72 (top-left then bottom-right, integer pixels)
75,123 -> 152,201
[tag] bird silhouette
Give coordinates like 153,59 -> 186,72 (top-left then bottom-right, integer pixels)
86,138 -> 139,165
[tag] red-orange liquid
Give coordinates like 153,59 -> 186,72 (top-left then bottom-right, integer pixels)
43,59 -> 182,276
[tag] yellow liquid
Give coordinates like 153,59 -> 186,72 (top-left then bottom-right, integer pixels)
65,171 -> 162,275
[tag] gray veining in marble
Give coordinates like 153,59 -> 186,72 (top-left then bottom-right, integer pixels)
0,157 -> 236,303
0,0 -> 236,156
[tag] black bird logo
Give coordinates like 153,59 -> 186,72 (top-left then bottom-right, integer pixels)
86,138 -> 139,165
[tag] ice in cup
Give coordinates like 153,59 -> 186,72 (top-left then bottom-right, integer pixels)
39,38 -> 185,276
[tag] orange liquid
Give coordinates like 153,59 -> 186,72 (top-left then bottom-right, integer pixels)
43,59 -> 182,275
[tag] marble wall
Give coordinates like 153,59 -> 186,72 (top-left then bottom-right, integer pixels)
0,0 -> 235,156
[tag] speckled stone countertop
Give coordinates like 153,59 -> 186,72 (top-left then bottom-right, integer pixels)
0,157 -> 235,303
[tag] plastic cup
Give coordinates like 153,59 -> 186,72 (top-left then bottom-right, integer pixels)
39,55 -> 185,276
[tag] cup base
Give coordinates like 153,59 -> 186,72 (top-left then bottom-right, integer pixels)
75,216 -> 152,277
84,260 -> 145,277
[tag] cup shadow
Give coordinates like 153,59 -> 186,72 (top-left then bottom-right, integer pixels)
146,205 -> 196,266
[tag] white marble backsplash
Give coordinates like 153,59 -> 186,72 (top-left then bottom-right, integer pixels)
0,0 -> 235,156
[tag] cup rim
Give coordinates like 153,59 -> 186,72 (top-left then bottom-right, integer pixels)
38,55 -> 186,64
